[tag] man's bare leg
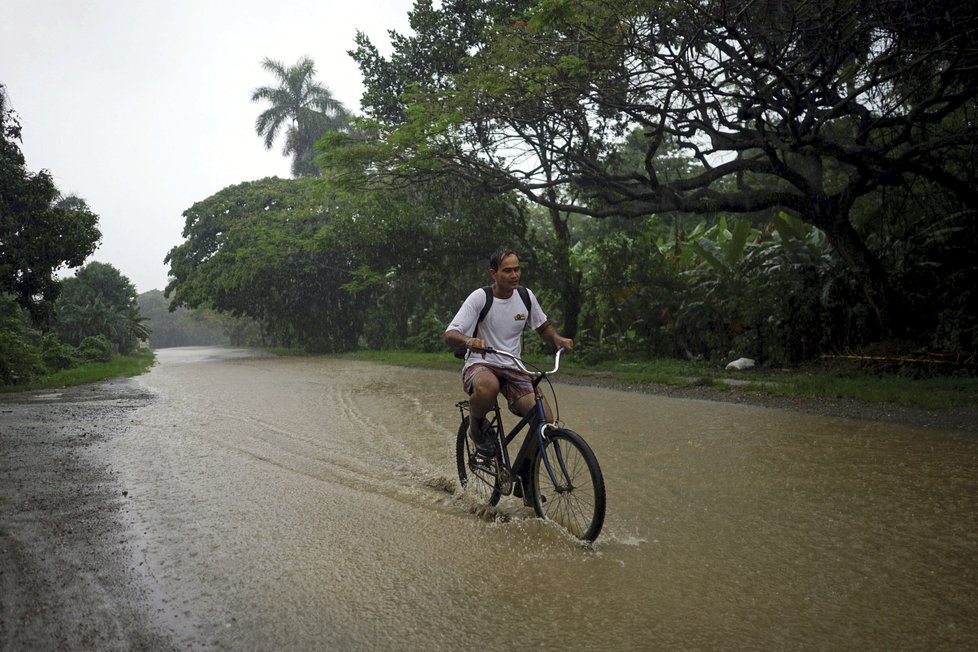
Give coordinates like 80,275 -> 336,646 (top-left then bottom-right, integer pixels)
468,369 -> 500,456
513,391 -> 553,423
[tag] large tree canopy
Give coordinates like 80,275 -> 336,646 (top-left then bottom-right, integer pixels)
347,0 -> 590,336
0,84 -> 101,325
164,177 -> 369,351
164,172 -> 533,352
351,0 -> 530,124
348,0 -> 978,333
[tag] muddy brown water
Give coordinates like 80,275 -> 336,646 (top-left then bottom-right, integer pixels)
103,347 -> 978,649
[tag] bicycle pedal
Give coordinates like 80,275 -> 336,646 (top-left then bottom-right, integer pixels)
472,451 -> 495,466
469,459 -> 493,474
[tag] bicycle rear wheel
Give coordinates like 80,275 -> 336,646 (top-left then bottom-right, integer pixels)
531,428 -> 606,542
455,416 -> 501,507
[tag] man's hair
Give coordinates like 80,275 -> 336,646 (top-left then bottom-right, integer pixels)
489,248 -> 520,271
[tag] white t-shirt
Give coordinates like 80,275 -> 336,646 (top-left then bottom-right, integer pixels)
446,287 -> 548,371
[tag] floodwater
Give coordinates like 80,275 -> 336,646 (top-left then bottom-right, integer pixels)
112,347 -> 977,650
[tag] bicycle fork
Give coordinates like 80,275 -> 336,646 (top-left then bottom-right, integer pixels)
535,422 -> 574,494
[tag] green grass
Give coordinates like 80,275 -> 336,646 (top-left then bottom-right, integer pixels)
1,350 -> 157,393
338,349 -> 462,370
758,369 -> 978,410
14,345 -> 969,409
337,349 -> 978,410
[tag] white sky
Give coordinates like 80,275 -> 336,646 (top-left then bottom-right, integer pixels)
1,0 -> 413,293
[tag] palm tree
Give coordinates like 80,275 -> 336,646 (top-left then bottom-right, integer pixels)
251,56 -> 349,177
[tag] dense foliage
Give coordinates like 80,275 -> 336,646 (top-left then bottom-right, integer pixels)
163,175 -> 528,352
162,1 -> 977,369
337,0 -> 978,363
0,85 -> 146,386
57,262 -> 149,355
165,177 -> 368,351
1,85 -> 101,327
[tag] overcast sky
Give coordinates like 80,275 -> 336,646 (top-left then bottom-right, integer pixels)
1,0 -> 413,293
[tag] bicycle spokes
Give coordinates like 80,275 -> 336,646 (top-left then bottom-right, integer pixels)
532,430 -> 605,542
454,348 -> 606,541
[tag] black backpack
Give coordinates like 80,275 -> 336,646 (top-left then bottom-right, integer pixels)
453,285 -> 532,358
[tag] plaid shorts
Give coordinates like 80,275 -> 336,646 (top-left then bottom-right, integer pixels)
462,363 -> 534,406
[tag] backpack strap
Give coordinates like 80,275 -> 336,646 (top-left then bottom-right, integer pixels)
474,286 -> 494,330
516,286 -> 532,316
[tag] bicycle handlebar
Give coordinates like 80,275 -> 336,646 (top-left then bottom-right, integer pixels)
468,345 -> 566,376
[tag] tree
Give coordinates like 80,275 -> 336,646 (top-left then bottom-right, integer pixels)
347,0 -> 586,337
59,261 -> 137,310
137,289 -> 243,348
1,84 -> 101,325
0,292 -> 43,384
325,176 -> 530,349
351,0 -> 528,123
57,262 -> 148,353
251,57 -> 351,177
165,177 -> 369,352
369,0 -> 978,341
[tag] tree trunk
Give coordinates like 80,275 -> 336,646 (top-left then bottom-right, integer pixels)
547,204 -> 582,339
811,205 -> 892,339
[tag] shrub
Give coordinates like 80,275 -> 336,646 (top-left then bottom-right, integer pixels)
0,330 -> 44,385
0,294 -> 44,385
404,309 -> 448,353
78,335 -> 112,362
41,332 -> 79,372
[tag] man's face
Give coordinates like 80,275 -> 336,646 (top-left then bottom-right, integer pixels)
491,254 -> 522,291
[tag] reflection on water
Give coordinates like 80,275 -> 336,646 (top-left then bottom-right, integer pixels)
114,347 -> 978,650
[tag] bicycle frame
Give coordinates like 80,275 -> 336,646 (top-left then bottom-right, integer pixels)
454,345 -> 606,541
459,347 -> 569,491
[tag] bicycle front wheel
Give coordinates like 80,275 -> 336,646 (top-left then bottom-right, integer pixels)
532,428 -> 606,542
456,416 -> 501,507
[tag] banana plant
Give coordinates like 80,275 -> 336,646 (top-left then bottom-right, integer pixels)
686,216 -> 756,274
657,216 -> 757,273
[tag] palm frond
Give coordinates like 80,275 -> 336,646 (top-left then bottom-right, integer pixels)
251,55 -> 351,175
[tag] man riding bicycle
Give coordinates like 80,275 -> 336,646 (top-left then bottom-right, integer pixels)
444,248 -> 574,458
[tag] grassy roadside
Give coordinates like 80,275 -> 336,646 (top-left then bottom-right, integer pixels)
0,351 -> 156,393
339,349 -> 978,411
9,345 -> 970,410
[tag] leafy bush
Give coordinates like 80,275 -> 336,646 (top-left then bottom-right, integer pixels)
41,332 -> 79,371
404,309 -> 449,353
78,334 -> 112,362
0,294 -> 44,385
0,330 -> 43,385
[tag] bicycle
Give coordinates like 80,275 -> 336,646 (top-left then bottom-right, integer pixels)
454,346 -> 606,542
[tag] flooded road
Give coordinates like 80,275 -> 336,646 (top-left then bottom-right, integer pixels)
112,347 -> 977,649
